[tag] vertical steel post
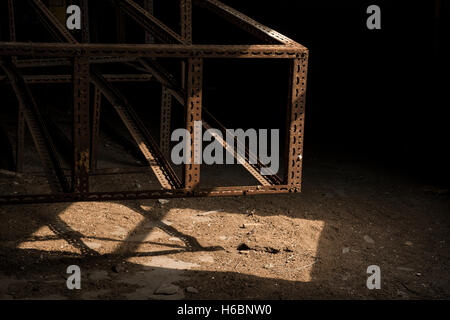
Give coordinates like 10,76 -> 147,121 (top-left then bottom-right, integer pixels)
180,0 -> 193,42
72,57 -> 91,193
183,58 -> 203,190
286,55 -> 308,189
160,86 -> 172,160
90,86 -> 101,172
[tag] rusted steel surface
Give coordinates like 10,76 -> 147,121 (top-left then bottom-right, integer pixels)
15,57 -> 139,68
286,56 -> 309,189
72,56 -> 91,193
0,43 -> 306,59
0,0 -> 308,204
90,86 -> 102,172
0,185 -> 295,205
160,86 -> 172,160
181,0 -> 193,43
0,74 -> 153,84
183,58 -> 203,190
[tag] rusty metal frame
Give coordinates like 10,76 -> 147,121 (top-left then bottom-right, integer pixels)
0,60 -> 70,193
72,56 -> 91,193
0,0 -> 309,205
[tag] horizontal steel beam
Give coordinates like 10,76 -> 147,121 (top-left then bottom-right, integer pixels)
15,57 -> 140,68
0,185 -> 298,205
0,42 -> 307,59
0,74 -> 153,84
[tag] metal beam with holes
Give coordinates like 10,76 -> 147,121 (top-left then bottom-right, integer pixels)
0,0 -> 309,204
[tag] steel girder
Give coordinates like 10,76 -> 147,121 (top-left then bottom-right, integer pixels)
0,0 -> 309,205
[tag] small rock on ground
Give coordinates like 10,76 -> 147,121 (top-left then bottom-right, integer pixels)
397,267 -> 414,272
155,284 -> 180,295
185,287 -> 199,294
111,264 -> 125,273
364,235 -> 375,244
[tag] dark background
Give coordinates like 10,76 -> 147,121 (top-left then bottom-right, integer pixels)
1,0 -> 448,185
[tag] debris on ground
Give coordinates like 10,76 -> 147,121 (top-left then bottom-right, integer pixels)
155,284 -> 180,295
364,235 -> 375,244
185,287 -> 199,294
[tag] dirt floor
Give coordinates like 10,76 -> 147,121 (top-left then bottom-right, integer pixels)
0,150 -> 449,300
